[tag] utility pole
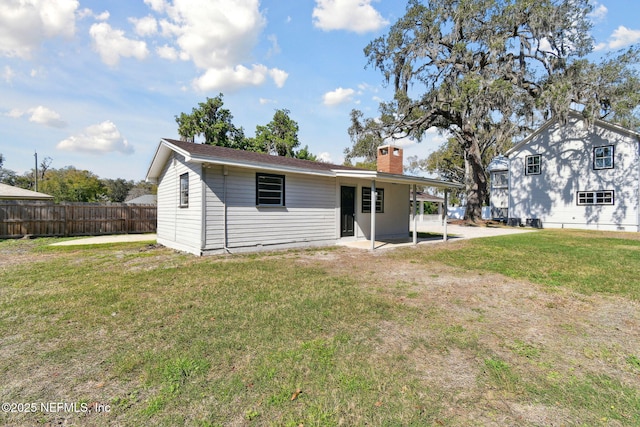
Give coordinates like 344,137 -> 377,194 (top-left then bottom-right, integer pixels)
34,151 -> 38,192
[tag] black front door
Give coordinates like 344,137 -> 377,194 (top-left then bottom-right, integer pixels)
340,186 -> 355,237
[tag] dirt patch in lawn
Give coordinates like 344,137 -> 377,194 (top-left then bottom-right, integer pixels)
293,246 -> 640,425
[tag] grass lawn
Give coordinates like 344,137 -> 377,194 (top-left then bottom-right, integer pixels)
0,229 -> 639,426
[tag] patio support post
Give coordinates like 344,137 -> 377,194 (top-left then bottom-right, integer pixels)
412,184 -> 417,245
443,191 -> 448,242
370,180 -> 376,251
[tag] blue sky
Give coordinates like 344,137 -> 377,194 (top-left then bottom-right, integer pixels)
1,0 -> 639,181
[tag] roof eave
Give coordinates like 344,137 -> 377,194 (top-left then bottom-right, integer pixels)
335,170 -> 463,189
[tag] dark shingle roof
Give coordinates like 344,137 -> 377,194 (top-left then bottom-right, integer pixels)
163,138 -> 364,173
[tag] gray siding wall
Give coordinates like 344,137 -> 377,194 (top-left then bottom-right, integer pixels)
339,180 -> 410,239
156,153 -> 203,254
203,166 -> 337,251
509,117 -> 640,231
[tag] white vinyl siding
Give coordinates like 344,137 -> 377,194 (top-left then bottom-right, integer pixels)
508,116 -> 639,231
353,182 -> 409,239
204,166 -> 336,251
156,153 -> 203,254
202,165 -> 225,250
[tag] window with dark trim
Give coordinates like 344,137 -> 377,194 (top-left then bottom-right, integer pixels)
525,155 -> 541,175
577,190 -> 614,205
256,173 -> 285,206
179,173 -> 189,207
593,145 -> 614,170
362,187 -> 384,213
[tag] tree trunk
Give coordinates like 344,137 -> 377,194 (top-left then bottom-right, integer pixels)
462,132 -> 487,222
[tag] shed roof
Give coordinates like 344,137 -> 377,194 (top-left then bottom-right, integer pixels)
0,183 -> 54,200
146,138 -> 463,190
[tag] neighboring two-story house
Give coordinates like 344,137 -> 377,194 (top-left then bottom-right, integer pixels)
489,111 -> 640,231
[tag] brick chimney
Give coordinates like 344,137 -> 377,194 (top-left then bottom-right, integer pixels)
377,145 -> 403,174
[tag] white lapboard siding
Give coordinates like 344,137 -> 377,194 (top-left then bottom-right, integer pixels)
352,182 -> 410,239
509,117 -> 640,230
202,165 -> 225,251
203,166 -> 337,251
156,153 -> 203,254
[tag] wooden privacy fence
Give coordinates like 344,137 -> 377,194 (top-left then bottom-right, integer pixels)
0,201 -> 157,238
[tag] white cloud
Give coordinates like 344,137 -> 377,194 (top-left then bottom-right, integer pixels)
89,22 -> 149,66
312,0 -> 389,34
5,105 -> 67,128
193,64 -> 286,92
269,68 -> 289,88
323,87 -> 355,106
162,0 -> 265,70
78,8 -> 109,21
145,0 -> 286,91
2,65 -> 15,83
266,34 -> 280,57
0,0 -> 78,58
316,152 -> 332,163
595,26 -> 640,51
589,2 -> 607,21
259,98 -> 277,105
57,121 -> 133,154
157,44 -> 179,60
130,15 -> 158,37
28,106 -> 67,128
144,0 -> 168,13
6,108 -> 23,118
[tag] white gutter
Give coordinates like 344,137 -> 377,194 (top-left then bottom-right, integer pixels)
335,170 -> 463,189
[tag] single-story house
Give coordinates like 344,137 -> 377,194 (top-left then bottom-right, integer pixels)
489,111 -> 640,231
0,183 -> 54,201
146,139 -> 463,255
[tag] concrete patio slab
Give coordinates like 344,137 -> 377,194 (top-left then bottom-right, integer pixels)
50,234 -> 157,246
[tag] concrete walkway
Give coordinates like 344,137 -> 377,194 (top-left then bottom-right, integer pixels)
50,234 -> 157,246
415,222 -> 536,239
340,222 -> 536,250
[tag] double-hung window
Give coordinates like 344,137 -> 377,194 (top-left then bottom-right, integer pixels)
362,187 -> 384,213
525,155 -> 541,175
577,190 -> 614,205
179,173 -> 189,207
593,145 -> 614,170
256,173 -> 285,206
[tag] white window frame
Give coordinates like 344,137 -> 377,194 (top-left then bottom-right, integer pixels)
577,190 -> 614,206
593,145 -> 614,170
179,173 -> 189,207
256,173 -> 285,206
491,171 -> 508,189
525,155 -> 541,175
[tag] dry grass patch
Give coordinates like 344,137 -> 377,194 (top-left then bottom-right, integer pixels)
0,230 -> 639,426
